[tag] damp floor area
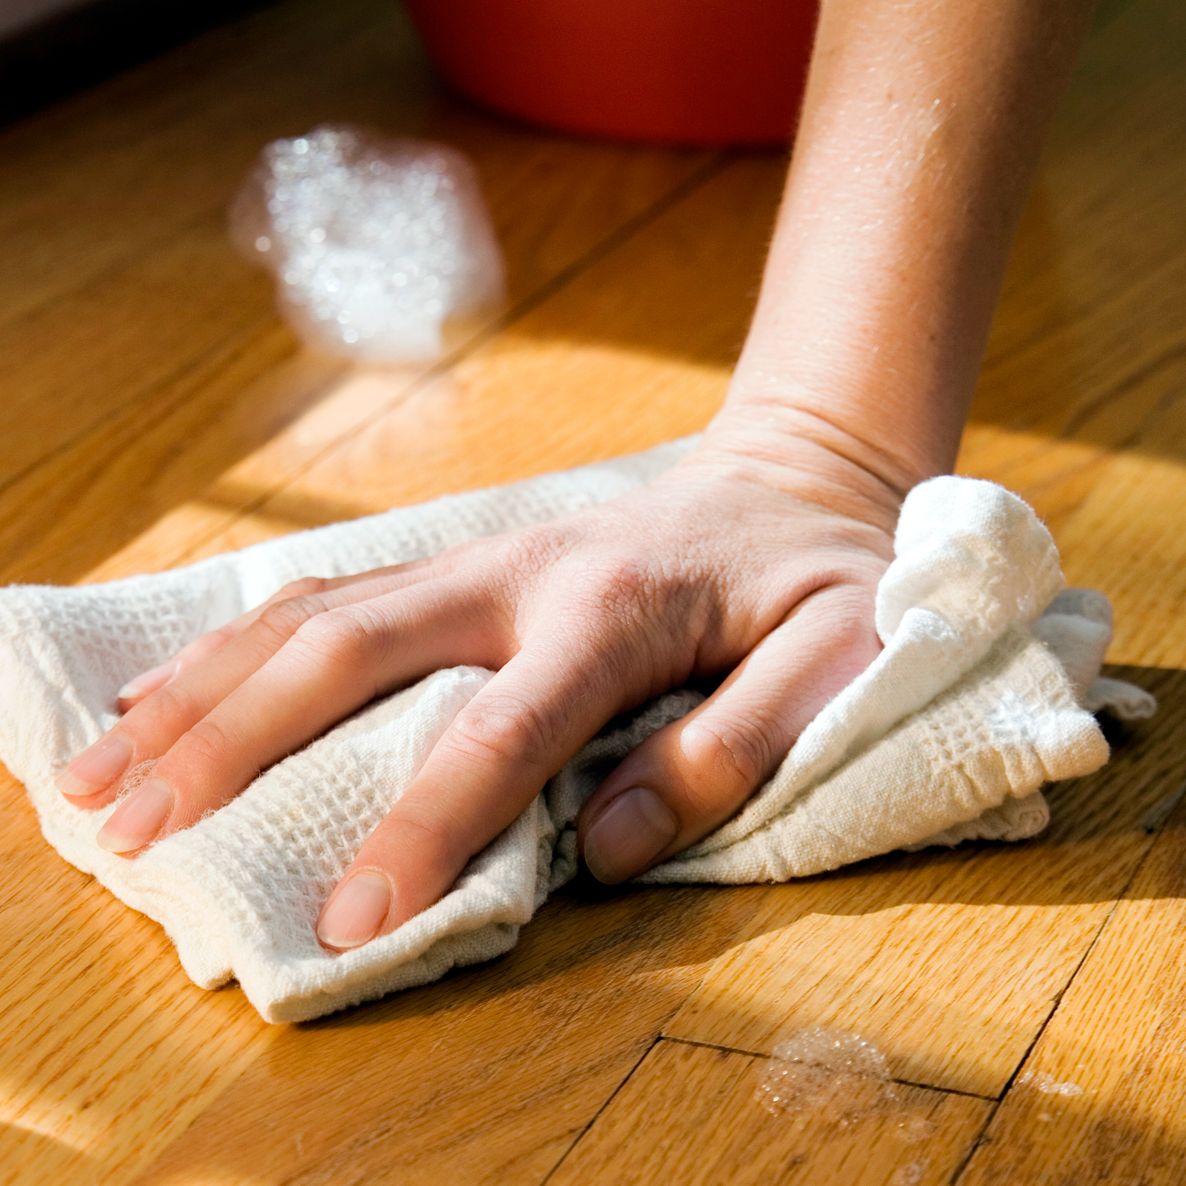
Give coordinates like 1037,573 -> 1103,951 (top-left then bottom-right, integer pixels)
1,0 -> 1185,1182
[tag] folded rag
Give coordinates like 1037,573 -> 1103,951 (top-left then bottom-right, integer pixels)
0,435 -> 1156,1023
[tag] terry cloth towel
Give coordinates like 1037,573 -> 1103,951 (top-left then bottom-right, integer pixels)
0,435 -> 1156,1023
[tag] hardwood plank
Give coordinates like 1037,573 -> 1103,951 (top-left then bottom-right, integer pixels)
661,668 -> 1184,1098
956,790 -> 1186,1184
125,886 -> 767,1186
548,1039 -> 991,1186
0,788 -> 268,1186
0,213 -> 279,499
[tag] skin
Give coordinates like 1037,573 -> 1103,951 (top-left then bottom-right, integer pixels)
58,0 -> 1099,952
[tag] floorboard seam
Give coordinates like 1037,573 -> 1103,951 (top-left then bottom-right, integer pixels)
949,828 -> 1159,1183
537,1032 -> 663,1185
659,1034 -> 997,1101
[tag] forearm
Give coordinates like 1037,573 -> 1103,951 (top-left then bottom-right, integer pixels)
705,0 -> 1099,493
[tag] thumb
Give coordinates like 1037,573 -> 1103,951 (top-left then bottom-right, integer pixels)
576,584 -> 882,884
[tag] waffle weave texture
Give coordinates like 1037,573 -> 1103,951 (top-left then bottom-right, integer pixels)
0,434 -> 1156,1022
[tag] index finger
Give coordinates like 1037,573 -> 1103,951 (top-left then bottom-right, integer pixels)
315,632 -> 632,950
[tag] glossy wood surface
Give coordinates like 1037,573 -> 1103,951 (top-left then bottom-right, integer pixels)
1,0 -> 1183,1182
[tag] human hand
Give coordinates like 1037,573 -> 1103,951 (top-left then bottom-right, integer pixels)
56,422 -> 904,952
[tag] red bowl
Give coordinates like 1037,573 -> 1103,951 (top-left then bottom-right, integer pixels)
402,0 -> 819,147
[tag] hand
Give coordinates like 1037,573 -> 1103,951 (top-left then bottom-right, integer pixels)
56,427 -> 903,952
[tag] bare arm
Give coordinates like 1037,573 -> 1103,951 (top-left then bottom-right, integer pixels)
708,0 -> 1099,493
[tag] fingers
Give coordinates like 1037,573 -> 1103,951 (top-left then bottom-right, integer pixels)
115,630 -> 234,705
115,576 -> 344,706
77,578 -> 499,854
115,553 -> 467,710
575,583 -> 883,884
314,634 -> 628,950
92,579 -> 496,854
61,561 -> 485,805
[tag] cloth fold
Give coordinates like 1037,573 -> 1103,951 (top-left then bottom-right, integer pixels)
0,434 -> 1155,1022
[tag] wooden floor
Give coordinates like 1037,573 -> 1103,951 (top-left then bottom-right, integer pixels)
1,1 -> 1184,1182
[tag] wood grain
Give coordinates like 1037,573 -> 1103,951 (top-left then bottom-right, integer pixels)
548,1039 -> 992,1186
661,668 -> 1184,1098
126,885 -> 770,1186
0,0 -> 1182,1180
956,794 -> 1186,1184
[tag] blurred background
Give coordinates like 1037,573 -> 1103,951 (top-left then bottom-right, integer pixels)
0,0 -> 817,143
1,0 -> 276,122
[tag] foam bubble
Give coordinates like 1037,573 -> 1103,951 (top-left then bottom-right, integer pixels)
1016,1069 -> 1083,1096
756,1025 -> 901,1124
230,125 -> 505,362
894,1114 -> 937,1143
755,1026 -> 952,1183
892,1159 -> 928,1185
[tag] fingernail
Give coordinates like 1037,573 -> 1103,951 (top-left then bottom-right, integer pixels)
118,660 -> 176,701
96,778 -> 173,853
317,870 -> 393,950
57,732 -> 133,797
584,787 -> 679,885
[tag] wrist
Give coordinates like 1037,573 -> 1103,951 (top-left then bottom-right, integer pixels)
706,375 -> 956,485
726,328 -> 974,465
676,392 -> 917,537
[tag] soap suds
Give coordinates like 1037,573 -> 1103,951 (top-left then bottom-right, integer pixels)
756,1026 -> 941,1180
891,1160 -> 928,1186
1016,1069 -> 1083,1096
230,125 -> 504,361
756,1026 -> 900,1124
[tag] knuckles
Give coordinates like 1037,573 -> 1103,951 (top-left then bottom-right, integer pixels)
254,593 -> 331,643
584,553 -> 660,613
561,548 -> 693,638
127,678 -> 205,734
446,692 -> 560,771
373,808 -> 463,875
275,575 -> 332,599
814,580 -> 884,665
175,716 -> 236,772
288,604 -> 384,668
681,715 -> 776,800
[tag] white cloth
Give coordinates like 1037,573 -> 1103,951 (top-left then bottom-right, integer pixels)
0,435 -> 1155,1023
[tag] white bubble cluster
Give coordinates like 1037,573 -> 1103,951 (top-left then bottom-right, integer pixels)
757,1025 -> 899,1124
1016,1069 -> 1084,1096
892,1159 -> 928,1185
755,1025 -> 939,1177
230,125 -> 505,361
